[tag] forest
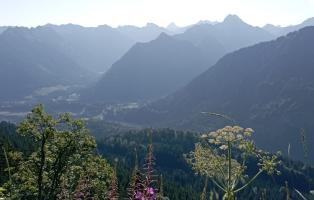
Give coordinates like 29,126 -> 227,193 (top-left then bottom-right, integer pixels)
0,105 -> 313,199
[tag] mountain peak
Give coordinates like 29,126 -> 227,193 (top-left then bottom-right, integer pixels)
157,32 -> 171,39
301,17 -> 314,26
145,23 -> 159,28
148,32 -> 173,44
167,22 -> 179,30
263,24 -> 280,29
223,14 -> 244,24
97,24 -> 112,29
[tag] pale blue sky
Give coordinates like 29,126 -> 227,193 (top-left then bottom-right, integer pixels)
0,0 -> 313,27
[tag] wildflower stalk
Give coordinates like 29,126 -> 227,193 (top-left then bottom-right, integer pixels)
134,130 -> 158,200
143,130 -> 157,199
227,141 -> 232,199
187,126 -> 281,200
127,149 -> 142,200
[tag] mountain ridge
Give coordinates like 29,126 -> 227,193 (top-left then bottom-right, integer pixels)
0,26 -> 92,100
85,32 -> 207,103
111,27 -> 314,161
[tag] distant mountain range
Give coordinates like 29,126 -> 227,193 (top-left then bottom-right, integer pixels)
115,27 -> 314,161
2,15 -> 314,108
0,23 -> 172,100
117,23 -> 173,43
86,15 -> 276,103
1,15 -> 314,160
0,27 -> 92,100
0,23 -> 172,75
45,24 -> 135,73
178,15 -> 274,53
263,17 -> 314,36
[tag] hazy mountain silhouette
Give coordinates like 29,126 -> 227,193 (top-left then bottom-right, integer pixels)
166,20 -> 218,35
181,15 -> 274,52
117,23 -> 172,42
86,33 -> 207,103
116,27 -> 314,160
174,15 -> 274,64
0,26 -> 8,34
175,23 -> 226,65
88,15 -> 275,103
46,24 -> 135,73
0,27 -> 92,100
263,17 -> 314,36
196,20 -> 219,25
166,23 -> 186,34
215,15 -> 274,51
263,24 -> 283,36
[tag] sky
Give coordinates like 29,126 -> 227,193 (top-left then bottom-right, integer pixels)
0,0 -> 314,28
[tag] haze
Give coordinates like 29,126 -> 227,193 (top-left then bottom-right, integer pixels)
1,0 -> 314,27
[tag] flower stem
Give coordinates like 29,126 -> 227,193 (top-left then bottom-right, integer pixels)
234,170 -> 263,193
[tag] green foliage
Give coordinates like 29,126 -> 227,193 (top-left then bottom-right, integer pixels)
96,127 -> 314,200
2,104 -> 113,199
0,109 -> 314,199
97,128 -> 202,199
0,121 -> 34,186
86,119 -> 137,139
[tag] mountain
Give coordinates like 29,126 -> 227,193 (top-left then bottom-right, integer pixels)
178,15 -> 274,53
87,15 -> 274,104
263,17 -> 314,36
0,26 -> 8,34
166,20 -> 218,35
174,23 -> 226,64
214,15 -> 274,51
116,27 -> 314,161
117,23 -> 172,42
196,20 -> 219,25
86,33 -> 207,103
263,24 -> 283,36
0,27 -> 92,100
173,14 -> 274,66
46,24 -> 135,73
166,23 -> 187,34
47,23 -> 174,73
